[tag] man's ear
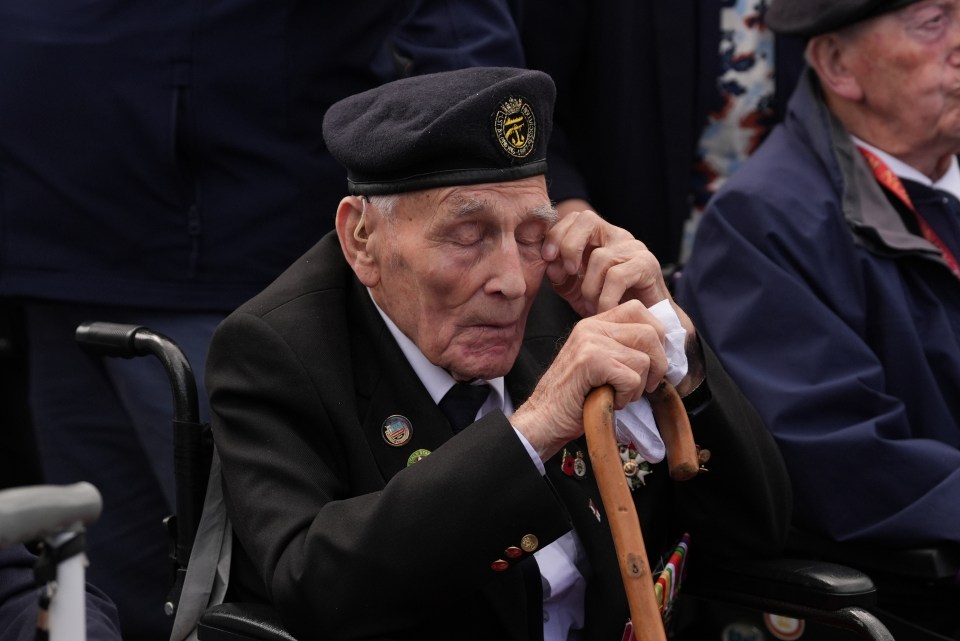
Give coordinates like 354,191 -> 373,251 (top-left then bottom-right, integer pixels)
336,196 -> 380,287
807,34 -> 864,102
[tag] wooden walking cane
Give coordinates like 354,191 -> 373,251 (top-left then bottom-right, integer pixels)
582,383 -> 699,641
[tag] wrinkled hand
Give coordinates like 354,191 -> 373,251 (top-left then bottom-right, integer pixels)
510,300 -> 668,461
541,209 -> 671,316
514,209 -> 707,460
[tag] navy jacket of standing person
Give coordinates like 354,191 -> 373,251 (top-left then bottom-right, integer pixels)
206,67 -> 791,640
0,3 -> 528,639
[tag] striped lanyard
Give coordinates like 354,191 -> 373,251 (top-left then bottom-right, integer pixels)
858,146 -> 960,281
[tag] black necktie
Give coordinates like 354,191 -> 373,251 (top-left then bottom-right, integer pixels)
438,382 -> 490,433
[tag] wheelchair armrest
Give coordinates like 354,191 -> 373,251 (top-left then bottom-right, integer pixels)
198,603 -> 297,641
788,529 -> 960,581
686,557 -> 895,640
686,557 -> 877,613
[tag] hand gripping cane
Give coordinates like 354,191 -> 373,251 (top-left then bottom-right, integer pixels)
582,383 -> 699,641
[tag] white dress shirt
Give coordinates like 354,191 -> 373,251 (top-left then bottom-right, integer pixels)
853,136 -> 960,200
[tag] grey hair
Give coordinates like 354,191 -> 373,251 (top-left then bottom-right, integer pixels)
366,194 -> 401,219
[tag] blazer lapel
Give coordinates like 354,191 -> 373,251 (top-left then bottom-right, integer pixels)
347,280 -> 455,481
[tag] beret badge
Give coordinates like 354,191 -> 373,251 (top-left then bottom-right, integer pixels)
493,96 -> 537,160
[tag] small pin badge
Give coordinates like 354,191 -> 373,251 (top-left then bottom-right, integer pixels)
382,415 -> 412,447
697,446 -> 711,474
561,448 -> 575,476
588,498 -> 601,523
573,450 -> 587,479
406,448 -> 431,467
561,448 -> 588,479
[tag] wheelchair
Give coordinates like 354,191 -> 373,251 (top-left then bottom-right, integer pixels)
74,321 -> 909,641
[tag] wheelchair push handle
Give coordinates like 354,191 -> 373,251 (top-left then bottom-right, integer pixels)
75,321 -> 151,358
0,482 -> 102,549
75,321 -> 199,424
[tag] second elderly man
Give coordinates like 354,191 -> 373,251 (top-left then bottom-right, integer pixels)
678,0 -> 960,637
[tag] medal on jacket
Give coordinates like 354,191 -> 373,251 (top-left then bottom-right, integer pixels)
654,533 -> 691,620
560,448 -> 587,479
619,442 -> 652,490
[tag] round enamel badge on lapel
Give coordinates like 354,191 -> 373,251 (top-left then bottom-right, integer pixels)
493,96 -> 536,159
382,415 -> 412,447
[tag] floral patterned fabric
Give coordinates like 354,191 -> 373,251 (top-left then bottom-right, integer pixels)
683,0 -> 776,262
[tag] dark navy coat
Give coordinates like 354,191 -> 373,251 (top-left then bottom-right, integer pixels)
0,0 -> 524,311
677,70 -> 960,547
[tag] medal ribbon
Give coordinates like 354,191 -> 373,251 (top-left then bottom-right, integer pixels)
858,146 -> 960,281
654,532 -> 690,616
620,533 -> 690,641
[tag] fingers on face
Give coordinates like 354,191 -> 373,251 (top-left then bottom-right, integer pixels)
545,209 -> 601,275
547,216 -> 663,314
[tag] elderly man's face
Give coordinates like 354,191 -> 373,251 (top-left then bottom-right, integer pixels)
849,0 -> 960,160
366,176 -> 556,382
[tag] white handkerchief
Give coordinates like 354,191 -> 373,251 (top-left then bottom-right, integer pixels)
614,300 -> 687,463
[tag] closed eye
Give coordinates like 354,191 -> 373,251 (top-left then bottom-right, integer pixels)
906,4 -> 952,40
449,222 -> 484,247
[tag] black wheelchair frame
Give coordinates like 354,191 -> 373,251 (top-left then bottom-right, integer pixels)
75,320 -> 941,641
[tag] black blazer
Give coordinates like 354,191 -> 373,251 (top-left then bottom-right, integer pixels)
206,232 -> 791,641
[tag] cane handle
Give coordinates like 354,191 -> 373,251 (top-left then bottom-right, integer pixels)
647,380 -> 699,481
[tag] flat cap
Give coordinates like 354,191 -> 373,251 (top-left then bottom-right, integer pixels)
322,67 -> 554,195
766,0 -> 923,37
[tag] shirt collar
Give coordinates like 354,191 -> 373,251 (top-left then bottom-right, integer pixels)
368,290 -> 507,411
852,136 -> 960,200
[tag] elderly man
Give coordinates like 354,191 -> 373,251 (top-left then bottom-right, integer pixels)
676,0 -> 960,636
206,67 -> 790,640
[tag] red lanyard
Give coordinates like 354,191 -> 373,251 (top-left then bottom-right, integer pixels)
858,146 -> 960,281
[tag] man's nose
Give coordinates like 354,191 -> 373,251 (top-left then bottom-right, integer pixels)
484,238 -> 528,298
950,41 -> 960,67
950,15 -> 960,64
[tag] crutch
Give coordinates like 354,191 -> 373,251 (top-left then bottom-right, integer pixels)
0,482 -> 103,641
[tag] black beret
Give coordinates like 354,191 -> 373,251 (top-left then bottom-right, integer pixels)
766,0 -> 923,37
322,67 -> 555,196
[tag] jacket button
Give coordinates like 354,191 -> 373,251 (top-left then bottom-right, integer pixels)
491,559 -> 510,572
520,534 -> 539,553
504,546 -> 523,559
